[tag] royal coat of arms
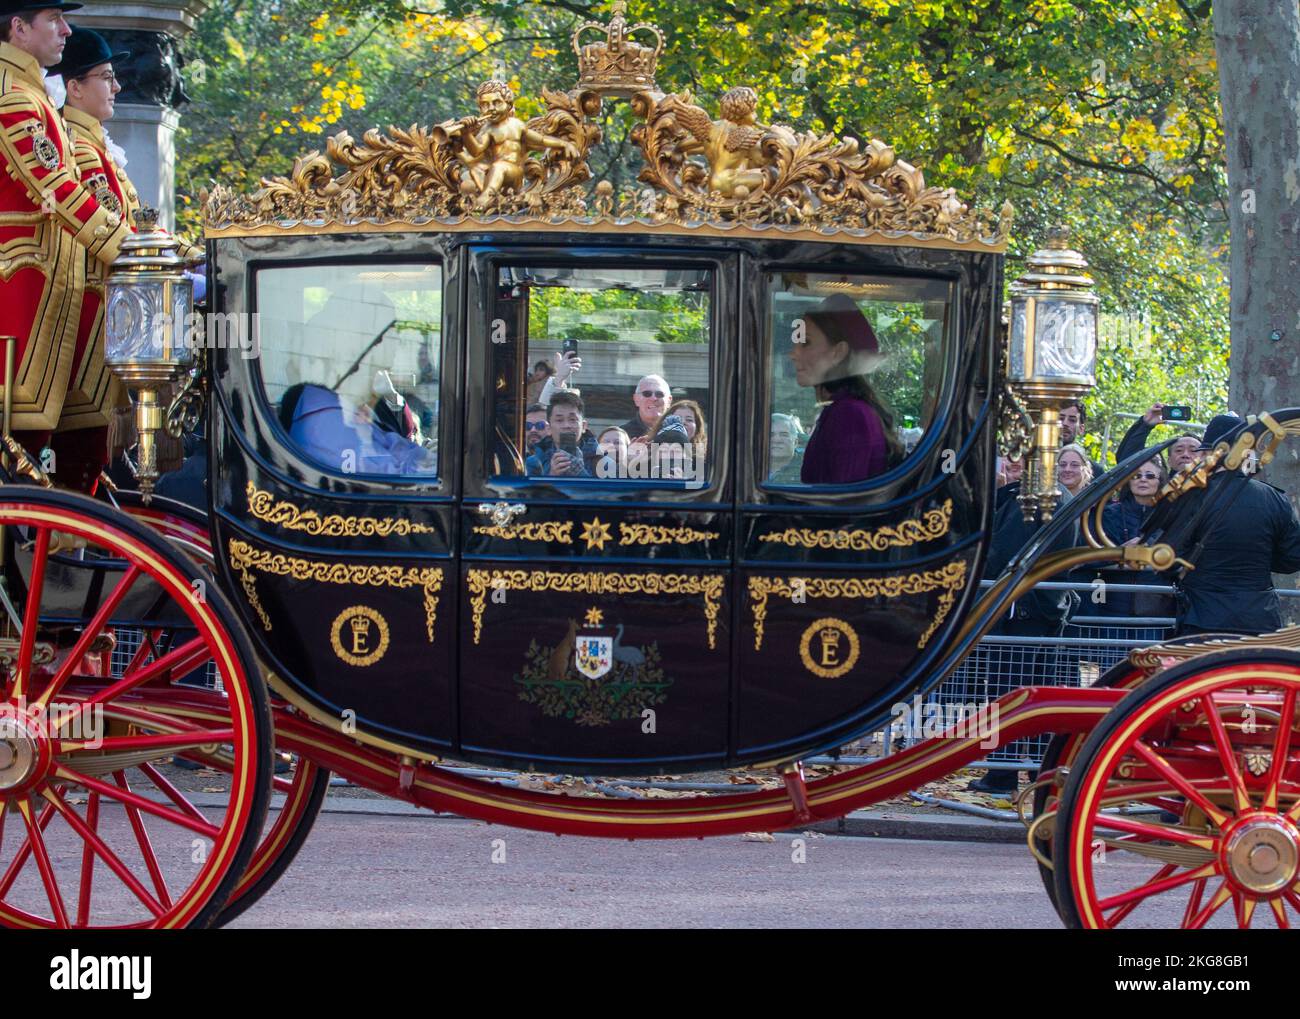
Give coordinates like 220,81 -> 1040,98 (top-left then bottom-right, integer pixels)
514,608 -> 673,726
575,635 -> 613,679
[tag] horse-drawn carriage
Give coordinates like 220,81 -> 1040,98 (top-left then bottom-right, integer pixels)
2,5 -> 1298,929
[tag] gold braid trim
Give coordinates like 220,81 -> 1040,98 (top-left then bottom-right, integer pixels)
246,482 -> 436,537
748,560 -> 968,652
227,538 -> 442,641
466,567 -> 724,649
757,500 -> 952,551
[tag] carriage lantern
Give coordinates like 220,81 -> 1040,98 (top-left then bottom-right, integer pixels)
1006,226 -> 1099,522
105,207 -> 196,502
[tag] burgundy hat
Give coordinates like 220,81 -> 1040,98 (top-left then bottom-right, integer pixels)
803,294 -> 879,354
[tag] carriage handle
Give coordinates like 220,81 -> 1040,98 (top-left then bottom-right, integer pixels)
478,502 -> 527,528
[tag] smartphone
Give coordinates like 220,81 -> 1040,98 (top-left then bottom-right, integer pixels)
557,431 -> 580,457
561,338 -> 579,357
1161,405 -> 1192,422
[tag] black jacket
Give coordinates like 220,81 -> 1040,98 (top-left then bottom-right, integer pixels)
986,489 -> 1080,635
1093,497 -> 1172,619
1173,472 -> 1300,634
1115,418 -> 1155,466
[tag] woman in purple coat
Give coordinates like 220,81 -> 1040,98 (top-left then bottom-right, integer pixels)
790,295 -> 902,484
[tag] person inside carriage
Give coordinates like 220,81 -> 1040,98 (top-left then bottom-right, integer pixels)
279,382 -> 436,476
789,295 -> 903,484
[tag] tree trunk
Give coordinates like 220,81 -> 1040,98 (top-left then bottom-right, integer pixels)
1214,0 -> 1300,605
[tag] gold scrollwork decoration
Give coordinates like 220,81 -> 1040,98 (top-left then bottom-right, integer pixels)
748,560 -> 968,652
227,538 -> 442,641
466,568 -> 724,649
757,500 -> 952,552
618,523 -> 720,546
246,482 -> 436,537
471,520 -> 574,543
201,7 -> 1009,251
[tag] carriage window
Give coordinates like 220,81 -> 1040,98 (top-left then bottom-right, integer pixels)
489,265 -> 712,485
764,272 -> 949,486
255,263 -> 442,478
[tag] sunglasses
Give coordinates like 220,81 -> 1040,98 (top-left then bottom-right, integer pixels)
524,421 -> 549,431
639,390 -> 666,399
1134,472 -> 1161,480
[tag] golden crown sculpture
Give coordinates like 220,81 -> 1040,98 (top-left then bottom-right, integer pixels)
203,3 -> 1012,250
574,1 -> 662,97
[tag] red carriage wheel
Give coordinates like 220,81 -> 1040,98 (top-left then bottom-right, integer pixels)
1054,649 -> 1300,929
0,486 -> 272,928
1028,634 -> 1230,913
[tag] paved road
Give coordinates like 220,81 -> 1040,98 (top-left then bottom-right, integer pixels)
228,810 -> 1070,928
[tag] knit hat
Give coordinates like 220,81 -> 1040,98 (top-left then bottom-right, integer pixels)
1198,413 -> 1243,451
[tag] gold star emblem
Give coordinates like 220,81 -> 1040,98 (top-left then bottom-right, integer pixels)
584,606 -> 604,627
580,517 -> 612,551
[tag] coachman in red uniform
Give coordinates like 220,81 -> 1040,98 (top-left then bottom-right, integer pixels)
0,2 -> 131,491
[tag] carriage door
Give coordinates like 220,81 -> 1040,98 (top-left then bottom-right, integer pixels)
457,246 -> 738,772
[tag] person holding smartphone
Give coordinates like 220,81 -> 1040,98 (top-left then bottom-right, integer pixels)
1116,402 -> 1201,471
524,390 -> 605,477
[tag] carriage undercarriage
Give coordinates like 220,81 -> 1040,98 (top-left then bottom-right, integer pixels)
1,468 -> 1298,928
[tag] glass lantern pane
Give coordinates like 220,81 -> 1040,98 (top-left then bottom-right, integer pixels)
1008,300 -> 1026,378
1033,299 -> 1096,379
106,281 -> 165,362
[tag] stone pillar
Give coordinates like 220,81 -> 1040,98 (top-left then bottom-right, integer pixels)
68,2 -> 209,231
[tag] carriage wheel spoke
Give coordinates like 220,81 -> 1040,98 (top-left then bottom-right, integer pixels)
37,565 -> 141,709
1182,877 -> 1207,928
124,628 -> 163,676
42,785 -> 164,919
1263,688 -> 1296,812
1269,897 -> 1290,929
0,790 -> 59,897
16,796 -> 68,927
13,527 -> 51,701
74,791 -> 100,926
138,760 -> 214,827
1132,740 -> 1229,827
1105,864 -> 1177,927
85,636 -> 211,708
1186,881 -> 1232,929
1098,861 -> 1218,912
59,728 -> 236,755
1090,810 -> 1217,850
53,764 -> 220,840
112,771 -> 173,909
1202,692 -> 1251,815
1233,889 -> 1257,929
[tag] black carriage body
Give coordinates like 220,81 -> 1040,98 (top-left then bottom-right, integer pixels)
207,227 -> 1000,774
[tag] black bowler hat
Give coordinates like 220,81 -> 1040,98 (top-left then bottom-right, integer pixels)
1198,413 -> 1244,451
48,27 -> 128,79
0,2 -> 84,15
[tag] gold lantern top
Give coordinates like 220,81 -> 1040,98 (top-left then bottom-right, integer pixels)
202,4 -> 1012,252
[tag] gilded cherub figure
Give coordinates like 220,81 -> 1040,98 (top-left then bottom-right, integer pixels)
442,80 -> 581,209
674,86 -> 796,198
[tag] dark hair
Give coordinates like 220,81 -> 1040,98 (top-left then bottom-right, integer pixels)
279,383 -> 308,432
1060,399 -> 1087,422
1121,455 -> 1168,503
0,12 -> 37,43
533,360 -> 554,376
817,375 -> 905,466
548,390 -> 584,418
525,403 -> 547,415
